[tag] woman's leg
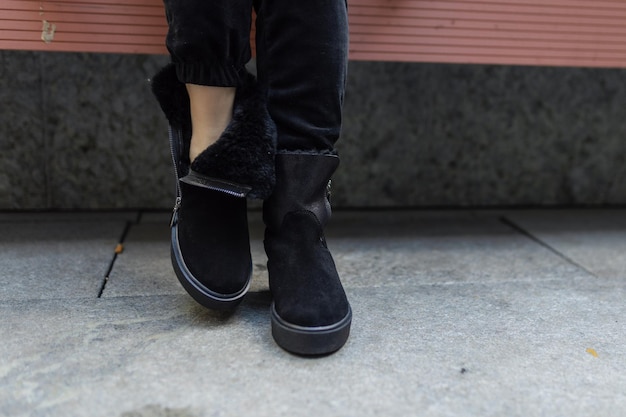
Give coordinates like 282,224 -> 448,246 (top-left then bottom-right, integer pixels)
163,0 -> 250,161
164,0 -> 253,87
255,0 -> 351,355
254,0 -> 348,151
186,84 -> 235,162
152,0 -> 276,310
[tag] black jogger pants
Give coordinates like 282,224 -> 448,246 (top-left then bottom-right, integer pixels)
163,0 -> 349,151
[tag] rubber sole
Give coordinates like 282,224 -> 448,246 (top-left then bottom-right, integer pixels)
171,222 -> 251,311
271,303 -> 352,356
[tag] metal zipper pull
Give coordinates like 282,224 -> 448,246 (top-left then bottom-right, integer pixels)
326,179 -> 333,203
170,196 -> 181,228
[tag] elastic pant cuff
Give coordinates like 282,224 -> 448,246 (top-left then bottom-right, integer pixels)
175,62 -> 246,87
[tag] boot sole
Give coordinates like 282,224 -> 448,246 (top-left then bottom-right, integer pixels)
271,303 -> 352,356
171,223 -> 251,311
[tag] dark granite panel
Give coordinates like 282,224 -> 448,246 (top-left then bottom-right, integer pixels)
335,62 -> 626,207
0,51 -> 47,209
1,52 -> 626,209
41,52 -> 173,209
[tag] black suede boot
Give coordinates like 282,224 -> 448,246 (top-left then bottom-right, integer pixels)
152,64 -> 276,310
263,152 -> 351,355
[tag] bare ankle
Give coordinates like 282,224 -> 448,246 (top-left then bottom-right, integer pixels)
186,83 -> 236,162
190,126 -> 228,161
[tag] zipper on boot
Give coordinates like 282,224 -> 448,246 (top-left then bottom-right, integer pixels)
168,125 -> 183,229
170,196 -> 181,228
180,170 -> 252,198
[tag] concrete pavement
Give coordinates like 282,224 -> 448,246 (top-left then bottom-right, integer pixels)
1,209 -> 624,417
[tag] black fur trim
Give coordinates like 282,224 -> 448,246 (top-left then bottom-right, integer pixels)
151,64 -> 277,200
190,87 -> 277,199
276,149 -> 338,156
151,64 -> 190,129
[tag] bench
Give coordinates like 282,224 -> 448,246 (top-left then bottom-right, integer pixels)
2,0 -> 626,68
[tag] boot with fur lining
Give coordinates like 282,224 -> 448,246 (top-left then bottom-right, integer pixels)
151,64 -> 276,310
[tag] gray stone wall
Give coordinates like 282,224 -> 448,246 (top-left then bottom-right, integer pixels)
1,51 -> 626,209
340,63 -> 626,207
0,51 -> 171,210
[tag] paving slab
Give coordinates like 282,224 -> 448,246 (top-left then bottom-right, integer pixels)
104,212 -> 269,297
0,217 -> 128,301
2,210 -> 625,417
1,276 -> 624,417
107,210 -> 592,298
102,221 -> 183,297
503,209 -> 626,280
328,211 -> 588,288
0,211 -> 139,223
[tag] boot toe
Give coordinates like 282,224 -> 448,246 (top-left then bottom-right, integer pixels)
271,303 -> 352,356
171,221 -> 251,311
171,182 -> 252,311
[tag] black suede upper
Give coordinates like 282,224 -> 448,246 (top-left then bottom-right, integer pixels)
264,153 -> 350,328
177,181 -> 251,296
265,210 -> 349,327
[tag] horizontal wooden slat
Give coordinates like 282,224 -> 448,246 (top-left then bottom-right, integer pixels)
0,0 -> 168,55
347,0 -> 626,67
0,20 -> 167,36
2,5 -> 166,25
0,39 -> 166,54
1,0 -> 626,68
4,0 -> 164,16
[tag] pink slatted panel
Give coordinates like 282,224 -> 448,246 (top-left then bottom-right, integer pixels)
0,0 -> 167,54
1,0 -> 626,67
348,0 -> 626,67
